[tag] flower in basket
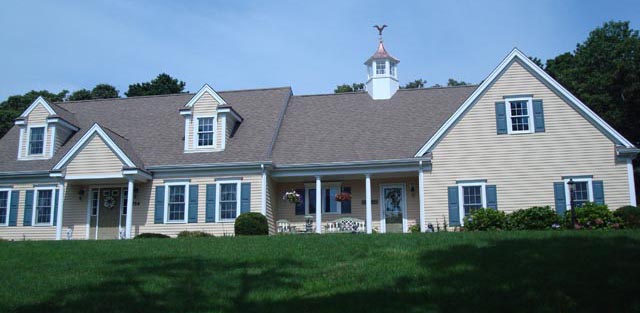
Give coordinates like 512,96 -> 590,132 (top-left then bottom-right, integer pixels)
283,190 -> 302,203
335,191 -> 352,202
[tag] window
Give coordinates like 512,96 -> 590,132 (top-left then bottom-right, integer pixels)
219,183 -> 239,220
390,63 -> 396,76
505,97 -> 534,134
35,189 -> 54,225
376,60 -> 386,75
166,185 -> 187,223
197,117 -> 215,147
305,183 -> 342,214
29,127 -> 45,155
0,190 -> 9,226
564,178 -> 593,208
457,182 -> 487,222
367,65 -> 373,78
91,189 -> 99,216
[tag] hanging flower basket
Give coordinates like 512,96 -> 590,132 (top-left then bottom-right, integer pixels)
335,192 -> 352,202
283,190 -> 302,204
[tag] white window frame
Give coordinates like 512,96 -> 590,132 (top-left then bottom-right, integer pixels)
216,181 -> 241,222
193,115 -> 217,149
0,188 -> 11,226
27,124 -> 47,156
563,177 -> 594,209
33,187 -> 55,226
390,62 -> 396,77
458,181 -> 487,226
90,189 -> 99,216
505,96 -> 534,134
304,182 -> 343,215
164,182 -> 189,224
375,59 -> 386,75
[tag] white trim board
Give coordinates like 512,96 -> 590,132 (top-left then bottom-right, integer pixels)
415,48 -> 635,156
53,123 -> 135,170
184,84 -> 227,108
20,96 -> 56,118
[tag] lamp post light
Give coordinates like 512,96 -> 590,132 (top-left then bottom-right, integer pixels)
567,179 -> 576,229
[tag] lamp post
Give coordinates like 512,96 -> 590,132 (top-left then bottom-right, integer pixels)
567,179 -> 576,229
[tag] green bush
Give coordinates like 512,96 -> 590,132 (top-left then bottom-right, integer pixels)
408,224 -> 420,233
506,206 -> 559,230
563,202 -> 620,229
614,205 -> 640,228
135,233 -> 170,239
234,212 -> 268,236
463,208 -> 507,231
177,231 -> 212,238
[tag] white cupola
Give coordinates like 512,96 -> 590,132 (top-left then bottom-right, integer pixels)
365,27 -> 399,100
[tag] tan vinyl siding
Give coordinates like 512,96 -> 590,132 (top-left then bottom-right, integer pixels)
65,134 -> 125,176
136,175 -> 263,237
0,183 -> 56,240
266,176 -> 276,234
423,60 -> 631,225
27,104 -> 50,124
192,91 -> 219,115
274,177 -> 419,232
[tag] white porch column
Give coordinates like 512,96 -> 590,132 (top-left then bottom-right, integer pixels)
126,178 -> 134,239
315,176 -> 322,234
419,161 -> 426,232
365,174 -> 372,234
261,164 -> 267,216
55,181 -> 65,240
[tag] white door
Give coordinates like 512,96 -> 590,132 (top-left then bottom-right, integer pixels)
380,184 -> 407,233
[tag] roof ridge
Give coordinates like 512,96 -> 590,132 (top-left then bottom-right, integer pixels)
219,86 -> 292,94
398,85 -> 479,91
295,91 -> 367,98
100,125 -> 131,142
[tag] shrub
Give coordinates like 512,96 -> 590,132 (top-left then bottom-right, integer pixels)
235,212 -> 268,236
614,205 -> 640,228
506,206 -> 559,230
563,202 -> 620,229
135,233 -> 170,239
177,231 -> 212,238
463,208 -> 507,231
408,224 -> 420,233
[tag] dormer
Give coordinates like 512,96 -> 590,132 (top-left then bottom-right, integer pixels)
14,96 -> 78,160
180,84 -> 243,153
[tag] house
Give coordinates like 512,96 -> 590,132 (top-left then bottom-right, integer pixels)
0,37 -> 637,240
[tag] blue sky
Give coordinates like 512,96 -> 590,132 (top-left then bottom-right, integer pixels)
1,0 -> 639,99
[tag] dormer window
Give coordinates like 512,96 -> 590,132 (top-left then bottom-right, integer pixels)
376,60 -> 386,75
390,63 -> 396,76
197,117 -> 215,147
28,126 -> 45,155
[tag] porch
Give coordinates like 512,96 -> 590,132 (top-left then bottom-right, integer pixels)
271,163 -> 426,234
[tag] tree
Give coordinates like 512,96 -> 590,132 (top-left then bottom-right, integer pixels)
125,73 -> 186,97
91,84 -> 119,99
401,79 -> 427,89
0,89 -> 68,137
528,56 -> 545,69
541,20 -> 640,199
68,89 -> 92,101
447,78 -> 469,86
334,83 -> 364,93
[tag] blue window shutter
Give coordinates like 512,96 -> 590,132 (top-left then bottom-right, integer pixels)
205,184 -> 217,222
52,189 -> 59,226
554,182 -> 566,215
593,180 -> 605,205
154,186 -> 165,224
294,188 -> 305,215
341,187 -> 351,214
486,185 -> 497,210
188,184 -> 198,223
448,186 -> 460,226
308,189 -> 316,214
533,99 -> 545,132
495,101 -> 507,135
8,191 -> 19,226
241,182 -> 251,214
23,190 -> 33,226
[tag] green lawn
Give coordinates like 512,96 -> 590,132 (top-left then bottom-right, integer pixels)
1,231 -> 640,313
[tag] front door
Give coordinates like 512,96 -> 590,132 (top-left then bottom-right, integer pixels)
380,184 -> 407,233
97,188 -> 121,239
